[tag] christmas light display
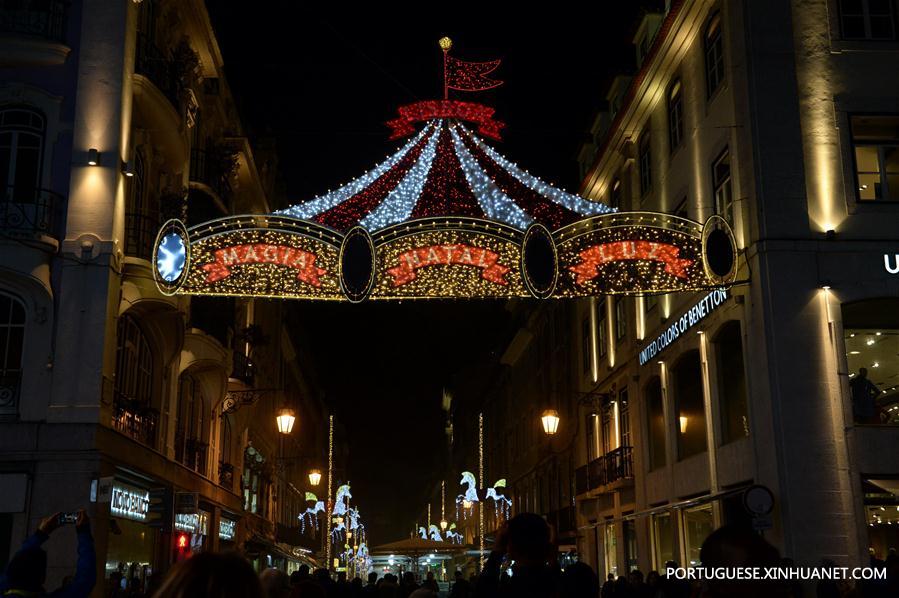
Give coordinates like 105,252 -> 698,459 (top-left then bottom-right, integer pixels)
155,49 -> 738,302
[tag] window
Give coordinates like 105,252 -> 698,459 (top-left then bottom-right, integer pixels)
586,414 -> 598,462
243,444 -> 267,515
839,0 -> 897,39
604,522 -> 618,578
683,504 -> 715,567
114,314 -> 153,405
618,388 -> 631,448
715,321 -> 750,443
673,350 -> 707,459
624,519 -> 638,572
705,13 -> 725,97
601,403 -> 612,455
639,132 -> 652,196
0,291 -> 25,415
851,115 -> 899,202
713,149 -> 734,223
176,373 -> 208,473
842,298 -> 899,425
597,299 -> 608,358
581,316 -> 591,374
615,298 -> 627,341
645,377 -> 666,470
610,178 -> 622,209
652,512 -> 675,570
0,106 -> 45,201
668,80 -> 684,152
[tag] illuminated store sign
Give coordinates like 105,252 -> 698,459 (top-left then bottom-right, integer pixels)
638,289 -> 729,366
885,253 -> 899,275
175,513 -> 199,533
219,519 -> 236,540
110,484 -> 149,521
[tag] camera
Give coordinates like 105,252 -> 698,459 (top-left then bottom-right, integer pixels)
57,512 -> 78,525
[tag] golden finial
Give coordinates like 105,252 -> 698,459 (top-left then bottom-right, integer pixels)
438,37 -> 453,52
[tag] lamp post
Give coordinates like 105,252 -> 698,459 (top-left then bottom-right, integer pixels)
308,468 -> 322,486
276,407 -> 296,435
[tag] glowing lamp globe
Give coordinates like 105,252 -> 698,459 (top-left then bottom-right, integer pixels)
308,469 -> 322,486
462,499 -> 473,509
440,519 -> 448,531
438,36 -> 452,52
541,409 -> 560,435
276,407 -> 296,434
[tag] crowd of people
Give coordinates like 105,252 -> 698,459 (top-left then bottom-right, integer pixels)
1,511 -> 896,597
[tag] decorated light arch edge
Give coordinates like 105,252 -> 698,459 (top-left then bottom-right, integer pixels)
151,211 -> 738,302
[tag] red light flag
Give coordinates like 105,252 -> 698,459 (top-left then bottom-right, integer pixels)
445,56 -> 503,93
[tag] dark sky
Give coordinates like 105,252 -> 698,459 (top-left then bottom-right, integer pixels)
206,2 -> 655,543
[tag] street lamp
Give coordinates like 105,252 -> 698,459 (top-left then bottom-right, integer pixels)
308,469 -> 322,486
541,409 -> 560,435
440,519 -> 448,531
276,407 -> 296,435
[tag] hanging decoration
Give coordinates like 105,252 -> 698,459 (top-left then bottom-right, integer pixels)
153,42 -> 738,302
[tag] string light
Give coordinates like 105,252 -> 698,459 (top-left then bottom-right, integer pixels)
479,412 -> 485,569
326,415 -> 333,570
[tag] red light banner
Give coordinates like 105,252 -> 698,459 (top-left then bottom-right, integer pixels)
202,244 -> 328,287
387,101 -> 505,140
387,244 -> 511,287
568,241 -> 694,284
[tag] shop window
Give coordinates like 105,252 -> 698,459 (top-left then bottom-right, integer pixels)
615,298 -> 627,342
672,350 -> 707,459
712,149 -> 734,223
705,13 -> 725,97
668,80 -> 684,153
618,388 -> 631,448
639,131 -> 652,197
597,299 -> 608,358
715,321 -> 750,443
851,115 -> 899,202
838,0 -> 897,39
0,291 -> 25,415
842,298 -> 899,424
645,377 -> 666,470
683,504 -> 714,567
862,478 -> 899,560
0,106 -> 45,201
623,519 -> 638,572
652,511 -> 675,570
604,522 -> 618,578
581,316 -> 591,374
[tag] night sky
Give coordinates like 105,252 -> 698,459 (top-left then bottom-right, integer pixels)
206,2 -> 656,543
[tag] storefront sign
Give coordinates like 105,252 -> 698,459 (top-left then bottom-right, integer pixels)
219,518 -> 236,540
885,253 -> 899,275
175,513 -> 199,533
110,484 -> 149,521
638,289 -> 729,366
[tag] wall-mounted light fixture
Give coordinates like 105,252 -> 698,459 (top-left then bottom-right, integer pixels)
820,280 -> 832,290
87,148 -> 100,166
122,160 -> 134,177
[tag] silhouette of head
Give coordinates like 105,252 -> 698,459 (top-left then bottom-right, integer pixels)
859,367 -> 868,378
506,512 -> 551,566
151,552 -> 263,598
368,572 -> 378,583
5,547 -> 47,592
560,562 -> 599,597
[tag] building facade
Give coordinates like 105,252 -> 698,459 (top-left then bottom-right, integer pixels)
0,0 -> 332,593
573,0 -> 899,578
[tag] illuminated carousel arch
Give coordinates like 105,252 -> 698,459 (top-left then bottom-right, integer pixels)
154,104 -> 737,302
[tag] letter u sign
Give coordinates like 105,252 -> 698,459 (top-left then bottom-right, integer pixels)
886,253 -> 899,275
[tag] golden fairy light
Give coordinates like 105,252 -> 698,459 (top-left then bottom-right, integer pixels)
326,414 -> 334,569
438,36 -> 453,52
479,412 -> 485,568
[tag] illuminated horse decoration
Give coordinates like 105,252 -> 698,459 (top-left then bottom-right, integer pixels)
332,484 -> 352,516
428,524 -> 443,541
445,523 -> 463,545
330,484 -> 356,543
456,471 -> 511,521
299,492 -> 326,533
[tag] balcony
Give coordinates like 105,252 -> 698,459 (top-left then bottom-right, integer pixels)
0,0 -> 67,42
230,351 -> 256,387
124,210 -> 158,261
1,185 -> 62,243
0,0 -> 70,67
111,397 -> 159,449
134,34 -> 180,110
584,446 -> 634,493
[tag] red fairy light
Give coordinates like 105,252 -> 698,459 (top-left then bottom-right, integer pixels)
387,100 -> 505,141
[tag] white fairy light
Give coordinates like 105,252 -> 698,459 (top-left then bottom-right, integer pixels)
461,124 -> 615,216
450,125 -> 533,229
359,122 -> 442,230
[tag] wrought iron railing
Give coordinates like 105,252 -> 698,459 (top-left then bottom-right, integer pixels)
134,33 -> 180,109
111,397 -> 159,449
0,371 -> 21,415
1,186 -> 62,238
124,210 -> 158,260
0,0 -> 68,43
586,446 -> 634,490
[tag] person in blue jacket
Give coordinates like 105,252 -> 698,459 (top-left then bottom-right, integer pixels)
1,510 -> 96,597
